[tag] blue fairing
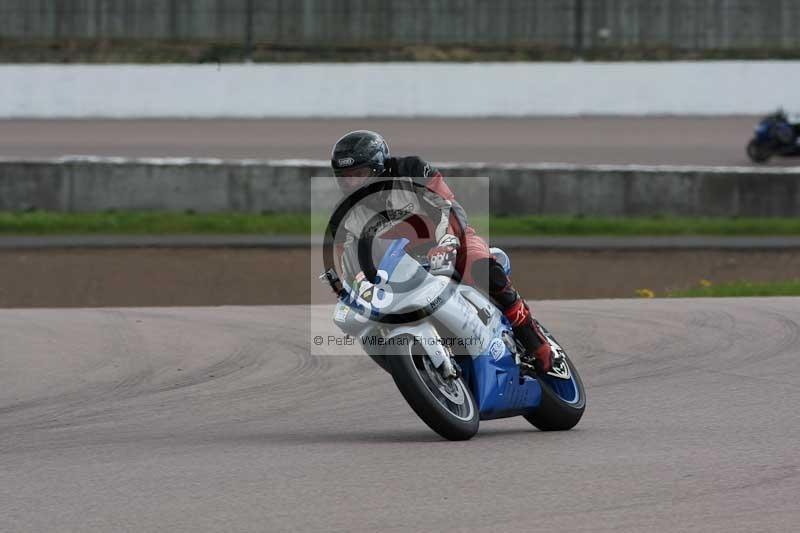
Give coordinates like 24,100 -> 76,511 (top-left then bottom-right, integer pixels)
490,247 -> 512,277
377,238 -> 410,279
461,315 -> 543,419
755,122 -> 770,141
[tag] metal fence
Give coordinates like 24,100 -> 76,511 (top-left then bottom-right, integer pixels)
1,0 -> 799,52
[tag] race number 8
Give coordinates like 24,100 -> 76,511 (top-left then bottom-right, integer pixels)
352,269 -> 393,323
370,269 -> 393,310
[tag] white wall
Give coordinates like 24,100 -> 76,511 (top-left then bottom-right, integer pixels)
1,62 -> 797,118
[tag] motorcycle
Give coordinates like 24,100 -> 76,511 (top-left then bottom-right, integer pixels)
320,237 -> 586,441
746,109 -> 800,163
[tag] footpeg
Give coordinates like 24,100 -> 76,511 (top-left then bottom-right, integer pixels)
518,359 -> 537,381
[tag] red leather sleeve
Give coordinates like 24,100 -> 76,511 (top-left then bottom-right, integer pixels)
424,170 -> 466,238
425,170 -> 455,202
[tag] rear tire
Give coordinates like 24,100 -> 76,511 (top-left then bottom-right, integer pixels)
524,355 -> 586,431
387,336 -> 479,441
747,140 -> 772,163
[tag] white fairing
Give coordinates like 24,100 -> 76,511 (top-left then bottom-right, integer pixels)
331,250 -> 507,373
368,254 -> 497,358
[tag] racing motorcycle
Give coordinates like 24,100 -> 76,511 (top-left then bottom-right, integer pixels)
320,237 -> 585,441
747,109 -> 800,163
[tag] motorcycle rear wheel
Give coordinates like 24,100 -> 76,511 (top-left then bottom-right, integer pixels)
387,335 -> 479,441
524,351 -> 586,431
747,140 -> 772,163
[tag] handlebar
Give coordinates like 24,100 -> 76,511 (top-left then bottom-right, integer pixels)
414,252 -> 456,277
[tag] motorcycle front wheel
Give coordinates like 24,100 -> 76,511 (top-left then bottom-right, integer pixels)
387,335 -> 479,441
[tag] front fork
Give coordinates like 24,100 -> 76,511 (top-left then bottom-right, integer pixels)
383,323 -> 460,379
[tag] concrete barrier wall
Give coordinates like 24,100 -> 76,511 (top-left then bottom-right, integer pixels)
2,62 -> 799,118
2,0 -> 799,50
2,157 -> 800,217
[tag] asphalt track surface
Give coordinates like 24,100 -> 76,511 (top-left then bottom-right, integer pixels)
1,299 -> 799,532
3,117 -> 797,166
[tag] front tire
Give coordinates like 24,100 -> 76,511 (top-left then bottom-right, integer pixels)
387,336 -> 479,441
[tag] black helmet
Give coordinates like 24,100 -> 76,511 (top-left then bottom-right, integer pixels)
331,130 -> 390,193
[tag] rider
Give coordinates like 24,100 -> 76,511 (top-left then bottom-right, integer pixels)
330,130 -> 553,373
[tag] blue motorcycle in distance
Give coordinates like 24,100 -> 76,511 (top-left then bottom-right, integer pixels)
747,109 -> 800,163
321,238 -> 586,441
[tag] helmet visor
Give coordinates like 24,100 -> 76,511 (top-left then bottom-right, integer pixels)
334,165 -> 381,193
337,166 -> 375,178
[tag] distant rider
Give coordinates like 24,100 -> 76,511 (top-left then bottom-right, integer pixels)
330,130 -> 553,373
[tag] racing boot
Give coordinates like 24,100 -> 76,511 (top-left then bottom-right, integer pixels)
503,298 -> 552,374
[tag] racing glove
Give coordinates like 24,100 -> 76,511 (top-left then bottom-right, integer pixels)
427,233 -> 460,271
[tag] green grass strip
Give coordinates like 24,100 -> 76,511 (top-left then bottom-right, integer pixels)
3,212 -> 800,236
0,212 -> 311,235
486,216 -> 800,236
667,279 -> 800,298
